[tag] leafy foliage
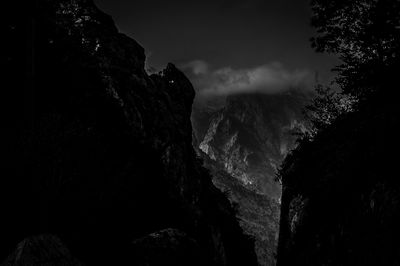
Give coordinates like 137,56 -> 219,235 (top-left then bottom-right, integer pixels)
301,0 -> 400,138
302,85 -> 356,138
311,0 -> 400,99
277,1 -> 400,265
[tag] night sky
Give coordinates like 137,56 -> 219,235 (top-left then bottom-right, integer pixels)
94,0 -> 339,98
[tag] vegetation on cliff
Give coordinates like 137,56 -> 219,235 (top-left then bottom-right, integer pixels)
277,0 -> 400,265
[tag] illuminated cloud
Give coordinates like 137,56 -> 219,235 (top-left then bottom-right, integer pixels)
182,60 -> 313,97
181,60 -> 209,75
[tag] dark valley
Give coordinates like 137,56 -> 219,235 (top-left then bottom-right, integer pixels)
3,0 -> 400,266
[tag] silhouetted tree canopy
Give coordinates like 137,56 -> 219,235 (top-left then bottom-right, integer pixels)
277,2 -> 400,265
311,0 -> 400,99
301,0 -> 400,137
303,84 -> 355,137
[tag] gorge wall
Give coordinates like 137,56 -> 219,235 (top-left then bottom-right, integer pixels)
276,94 -> 400,265
1,0 -> 257,265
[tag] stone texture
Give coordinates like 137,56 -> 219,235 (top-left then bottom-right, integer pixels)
2,0 -> 257,265
2,235 -> 83,266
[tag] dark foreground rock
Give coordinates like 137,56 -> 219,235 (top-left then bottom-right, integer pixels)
2,0 -> 257,265
2,235 -> 83,266
277,98 -> 400,265
131,228 -> 201,266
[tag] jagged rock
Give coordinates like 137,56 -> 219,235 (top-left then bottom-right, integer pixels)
192,92 -> 308,265
131,228 -> 201,266
2,0 -> 257,265
1,235 -> 82,266
209,165 -> 280,266
195,92 -> 308,198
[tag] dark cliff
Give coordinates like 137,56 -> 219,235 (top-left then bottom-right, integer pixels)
2,0 -> 257,265
276,94 -> 400,265
275,0 -> 400,264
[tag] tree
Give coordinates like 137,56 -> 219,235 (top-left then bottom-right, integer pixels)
301,0 -> 400,138
303,84 -> 355,138
310,0 -> 400,100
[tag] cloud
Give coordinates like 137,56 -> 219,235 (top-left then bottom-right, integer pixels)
181,60 -> 209,75
181,60 -> 313,98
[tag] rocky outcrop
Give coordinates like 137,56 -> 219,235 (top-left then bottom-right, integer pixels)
209,164 -> 280,266
276,97 -> 400,266
2,0 -> 257,265
131,228 -> 200,266
2,235 -> 83,266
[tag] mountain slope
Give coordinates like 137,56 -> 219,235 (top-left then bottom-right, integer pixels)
192,92 -> 308,265
197,92 -> 308,198
204,157 -> 280,266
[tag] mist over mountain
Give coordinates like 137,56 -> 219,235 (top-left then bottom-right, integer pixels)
182,60 -> 314,98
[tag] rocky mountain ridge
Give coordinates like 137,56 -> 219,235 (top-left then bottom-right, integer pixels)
195,92 -> 308,198
192,91 -> 309,266
2,0 -> 257,265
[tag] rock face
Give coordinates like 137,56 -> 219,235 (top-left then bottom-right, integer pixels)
2,235 -> 83,266
2,0 -> 257,265
192,92 -> 308,266
197,92 -> 307,198
276,97 -> 400,265
131,228 -> 201,266
206,161 -> 281,266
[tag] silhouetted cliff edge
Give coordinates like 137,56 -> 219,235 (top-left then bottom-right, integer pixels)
2,1 -> 257,265
276,89 -> 400,266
